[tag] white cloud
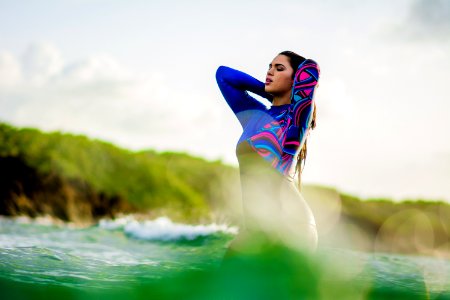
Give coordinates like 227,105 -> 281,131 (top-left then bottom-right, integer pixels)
0,51 -> 21,87
0,42 -> 220,156
21,42 -> 63,86
58,54 -> 132,86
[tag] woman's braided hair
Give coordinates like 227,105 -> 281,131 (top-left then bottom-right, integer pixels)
278,50 -> 317,192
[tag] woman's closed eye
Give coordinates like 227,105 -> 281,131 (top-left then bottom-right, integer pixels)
268,66 -> 285,71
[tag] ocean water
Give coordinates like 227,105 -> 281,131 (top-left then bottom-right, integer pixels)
0,215 -> 449,300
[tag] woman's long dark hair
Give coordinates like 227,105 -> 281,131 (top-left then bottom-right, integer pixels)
278,50 -> 317,192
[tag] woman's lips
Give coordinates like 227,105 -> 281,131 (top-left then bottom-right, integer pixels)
265,78 -> 272,85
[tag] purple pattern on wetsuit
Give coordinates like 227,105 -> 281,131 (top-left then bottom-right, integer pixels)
284,59 -> 320,155
215,59 -> 320,179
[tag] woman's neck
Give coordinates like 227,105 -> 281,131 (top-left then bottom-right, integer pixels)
271,93 -> 291,106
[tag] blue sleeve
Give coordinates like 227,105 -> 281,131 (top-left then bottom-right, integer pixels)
215,66 -> 274,117
282,59 -> 320,155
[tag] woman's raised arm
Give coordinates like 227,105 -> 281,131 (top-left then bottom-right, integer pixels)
215,65 -> 273,116
282,59 -> 320,155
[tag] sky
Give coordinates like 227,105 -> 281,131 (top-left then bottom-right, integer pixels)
0,0 -> 449,202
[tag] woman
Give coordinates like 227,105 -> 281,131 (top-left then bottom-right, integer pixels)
215,50 -> 320,255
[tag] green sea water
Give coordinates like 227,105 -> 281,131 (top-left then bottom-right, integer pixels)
0,216 -> 449,300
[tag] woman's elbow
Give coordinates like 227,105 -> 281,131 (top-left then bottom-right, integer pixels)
215,65 -> 230,82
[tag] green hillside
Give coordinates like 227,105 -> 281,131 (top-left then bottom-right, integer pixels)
302,185 -> 450,256
0,122 -> 239,224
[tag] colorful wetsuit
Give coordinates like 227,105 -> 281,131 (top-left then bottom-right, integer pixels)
215,60 -> 320,252
215,59 -> 320,180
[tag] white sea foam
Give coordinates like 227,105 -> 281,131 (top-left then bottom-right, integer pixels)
0,215 -> 79,228
98,215 -> 134,230
99,216 -> 238,241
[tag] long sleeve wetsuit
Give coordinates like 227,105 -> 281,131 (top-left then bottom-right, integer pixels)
215,60 -> 320,252
215,59 -> 320,180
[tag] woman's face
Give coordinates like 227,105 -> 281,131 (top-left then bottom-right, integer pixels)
264,54 -> 294,96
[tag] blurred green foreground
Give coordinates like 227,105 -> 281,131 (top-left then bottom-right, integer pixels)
1,227 -> 448,300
